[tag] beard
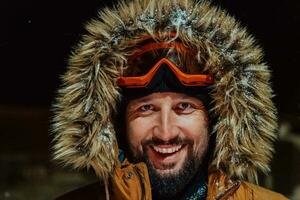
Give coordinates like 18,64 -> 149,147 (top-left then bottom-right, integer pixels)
131,137 -> 208,200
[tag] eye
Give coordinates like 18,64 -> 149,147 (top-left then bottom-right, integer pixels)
138,104 -> 154,112
178,102 -> 191,109
176,102 -> 195,114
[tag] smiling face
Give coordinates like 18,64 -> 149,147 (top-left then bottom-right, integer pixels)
125,92 -> 210,199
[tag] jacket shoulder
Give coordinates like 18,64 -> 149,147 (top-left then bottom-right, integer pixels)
241,182 -> 289,200
55,182 -> 106,200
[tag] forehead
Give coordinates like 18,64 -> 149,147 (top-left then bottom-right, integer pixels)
128,92 -> 201,104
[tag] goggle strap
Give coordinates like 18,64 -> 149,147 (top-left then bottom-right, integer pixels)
128,42 -> 195,64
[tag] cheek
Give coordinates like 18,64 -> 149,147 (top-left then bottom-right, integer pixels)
177,111 -> 209,152
126,117 -> 153,155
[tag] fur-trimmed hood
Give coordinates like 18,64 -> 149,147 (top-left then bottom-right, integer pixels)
52,0 -> 277,183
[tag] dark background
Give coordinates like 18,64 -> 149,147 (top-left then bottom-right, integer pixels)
1,0 -> 299,199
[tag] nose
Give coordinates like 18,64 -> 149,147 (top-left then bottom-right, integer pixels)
153,106 -> 180,142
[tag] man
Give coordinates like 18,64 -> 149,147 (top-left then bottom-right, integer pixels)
52,0 -> 288,199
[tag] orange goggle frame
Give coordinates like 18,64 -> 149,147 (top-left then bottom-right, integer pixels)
117,42 -> 214,88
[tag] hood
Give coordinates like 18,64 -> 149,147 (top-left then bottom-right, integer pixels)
51,0 -> 277,182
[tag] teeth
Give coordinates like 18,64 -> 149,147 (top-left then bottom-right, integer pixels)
152,145 -> 182,154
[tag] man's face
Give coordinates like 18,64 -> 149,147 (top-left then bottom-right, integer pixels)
125,92 -> 210,198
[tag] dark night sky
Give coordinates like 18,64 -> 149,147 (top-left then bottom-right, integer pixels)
1,0 -> 300,117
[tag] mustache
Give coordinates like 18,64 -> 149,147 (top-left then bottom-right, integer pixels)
142,136 -> 193,146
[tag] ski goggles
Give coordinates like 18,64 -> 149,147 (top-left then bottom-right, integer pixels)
117,41 -> 214,88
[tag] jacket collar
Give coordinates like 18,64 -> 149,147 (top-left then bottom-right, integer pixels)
207,169 -> 241,200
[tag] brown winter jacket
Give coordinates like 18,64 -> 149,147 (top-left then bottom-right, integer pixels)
56,166 -> 288,200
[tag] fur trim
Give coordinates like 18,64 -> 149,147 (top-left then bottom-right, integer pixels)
51,0 -> 277,182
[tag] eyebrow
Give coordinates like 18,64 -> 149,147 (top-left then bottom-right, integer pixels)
132,93 -> 193,104
132,96 -> 153,104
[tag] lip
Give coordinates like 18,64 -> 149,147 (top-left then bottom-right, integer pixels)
147,144 -> 187,170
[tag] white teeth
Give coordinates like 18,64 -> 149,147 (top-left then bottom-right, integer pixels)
152,145 -> 182,154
